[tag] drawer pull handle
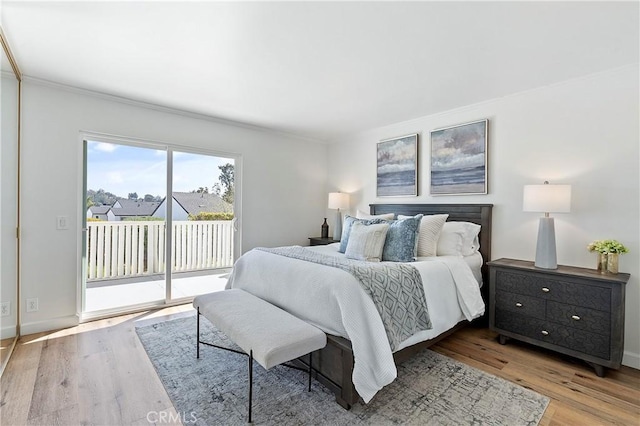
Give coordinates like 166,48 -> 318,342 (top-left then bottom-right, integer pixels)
541,287 -> 550,293
541,330 -> 549,336
571,315 -> 581,321
515,303 -> 523,307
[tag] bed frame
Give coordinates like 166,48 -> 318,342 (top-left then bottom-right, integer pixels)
297,203 -> 493,409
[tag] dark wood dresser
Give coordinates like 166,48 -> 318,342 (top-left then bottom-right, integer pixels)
488,258 -> 629,377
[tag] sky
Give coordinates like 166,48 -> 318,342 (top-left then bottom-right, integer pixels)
86,141 -> 233,198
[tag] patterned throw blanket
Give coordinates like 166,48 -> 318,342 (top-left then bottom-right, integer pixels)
256,246 -> 432,351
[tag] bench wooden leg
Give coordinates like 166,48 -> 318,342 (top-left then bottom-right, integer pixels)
248,350 -> 253,424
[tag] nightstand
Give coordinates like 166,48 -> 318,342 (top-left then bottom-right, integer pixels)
308,237 -> 339,246
488,258 -> 629,377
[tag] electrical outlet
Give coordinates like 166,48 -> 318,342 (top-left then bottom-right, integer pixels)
56,215 -> 69,230
26,298 -> 39,312
0,301 -> 10,317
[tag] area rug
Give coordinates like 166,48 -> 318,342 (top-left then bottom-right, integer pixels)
136,315 -> 549,425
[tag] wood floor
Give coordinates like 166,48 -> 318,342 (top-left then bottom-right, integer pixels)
1,305 -> 638,425
1,337 -> 17,375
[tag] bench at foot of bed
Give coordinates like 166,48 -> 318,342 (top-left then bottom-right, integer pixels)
193,289 -> 327,423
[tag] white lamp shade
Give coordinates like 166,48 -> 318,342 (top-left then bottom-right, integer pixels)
523,184 -> 571,213
328,192 -> 349,210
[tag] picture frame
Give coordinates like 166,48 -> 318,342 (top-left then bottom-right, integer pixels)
430,119 -> 488,195
377,133 -> 418,197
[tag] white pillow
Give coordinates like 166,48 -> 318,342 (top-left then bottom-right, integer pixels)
356,210 -> 395,220
437,221 -> 481,256
399,213 -> 448,257
345,222 -> 390,262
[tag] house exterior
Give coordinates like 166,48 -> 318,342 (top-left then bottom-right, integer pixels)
153,192 -> 232,220
85,195 -> 231,221
86,200 -> 162,221
107,200 -> 162,221
86,205 -> 110,220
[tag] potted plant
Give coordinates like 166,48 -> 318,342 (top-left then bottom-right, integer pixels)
587,239 -> 629,274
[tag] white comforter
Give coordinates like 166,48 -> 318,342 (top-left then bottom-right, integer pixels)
226,243 -> 485,402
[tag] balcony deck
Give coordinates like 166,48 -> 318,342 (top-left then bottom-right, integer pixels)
85,269 -> 230,312
84,220 -> 234,313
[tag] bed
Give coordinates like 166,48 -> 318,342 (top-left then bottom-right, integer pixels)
227,203 -> 493,408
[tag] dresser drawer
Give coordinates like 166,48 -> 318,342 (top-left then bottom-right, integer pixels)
546,301 -> 611,335
495,308 -> 545,339
546,323 -> 610,359
495,270 -> 611,311
495,291 -> 545,320
495,309 -> 610,359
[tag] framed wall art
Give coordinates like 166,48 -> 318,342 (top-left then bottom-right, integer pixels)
430,119 -> 488,195
377,133 -> 418,197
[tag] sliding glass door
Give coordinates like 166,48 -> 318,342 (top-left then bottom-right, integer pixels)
81,136 -> 239,318
168,149 -> 235,301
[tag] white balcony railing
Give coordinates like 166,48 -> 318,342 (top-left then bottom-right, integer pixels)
86,220 -> 234,281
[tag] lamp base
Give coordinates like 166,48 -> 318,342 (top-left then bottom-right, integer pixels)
333,210 -> 342,241
535,217 -> 557,269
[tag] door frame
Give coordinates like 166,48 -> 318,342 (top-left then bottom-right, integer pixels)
77,131 -> 242,321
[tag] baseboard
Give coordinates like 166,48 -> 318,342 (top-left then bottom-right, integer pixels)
1,325 -> 17,340
20,314 -> 80,337
622,351 -> 640,370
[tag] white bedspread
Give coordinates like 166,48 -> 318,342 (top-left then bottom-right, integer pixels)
225,243 -> 485,402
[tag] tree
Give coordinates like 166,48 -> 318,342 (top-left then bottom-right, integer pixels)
143,194 -> 155,202
190,187 -> 209,194
218,163 -> 234,204
128,192 -> 138,200
87,188 -> 119,206
211,183 -> 221,196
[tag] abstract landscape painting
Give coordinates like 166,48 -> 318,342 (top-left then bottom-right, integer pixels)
377,134 -> 418,197
430,120 -> 487,195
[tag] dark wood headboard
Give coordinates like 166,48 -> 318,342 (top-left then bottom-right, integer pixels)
370,203 -> 493,292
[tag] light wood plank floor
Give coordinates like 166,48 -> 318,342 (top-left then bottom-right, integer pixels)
1,305 -> 638,425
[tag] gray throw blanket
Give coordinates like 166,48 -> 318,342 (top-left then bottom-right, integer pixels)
256,246 -> 432,350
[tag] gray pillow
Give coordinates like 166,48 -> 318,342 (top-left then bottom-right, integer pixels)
382,214 -> 423,262
344,222 -> 390,262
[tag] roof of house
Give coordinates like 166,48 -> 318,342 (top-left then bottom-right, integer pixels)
88,205 -> 111,214
110,200 -> 162,217
172,192 -> 232,216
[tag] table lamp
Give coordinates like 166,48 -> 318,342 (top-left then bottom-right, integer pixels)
523,181 -> 571,269
328,192 -> 349,241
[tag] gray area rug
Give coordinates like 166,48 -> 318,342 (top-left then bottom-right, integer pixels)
136,315 -> 549,425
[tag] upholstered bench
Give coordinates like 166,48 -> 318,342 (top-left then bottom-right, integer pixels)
193,289 -> 327,423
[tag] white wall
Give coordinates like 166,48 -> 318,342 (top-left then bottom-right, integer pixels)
20,81 -> 328,334
327,65 -> 640,368
1,72 -> 19,338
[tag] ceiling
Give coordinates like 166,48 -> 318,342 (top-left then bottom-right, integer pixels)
2,1 -> 638,142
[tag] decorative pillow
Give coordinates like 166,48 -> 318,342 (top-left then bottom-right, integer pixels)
437,221 -> 481,256
399,214 -> 448,257
460,221 -> 480,256
345,222 -> 390,262
339,216 -> 387,253
382,214 -> 423,262
436,229 -> 464,256
356,210 -> 395,220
